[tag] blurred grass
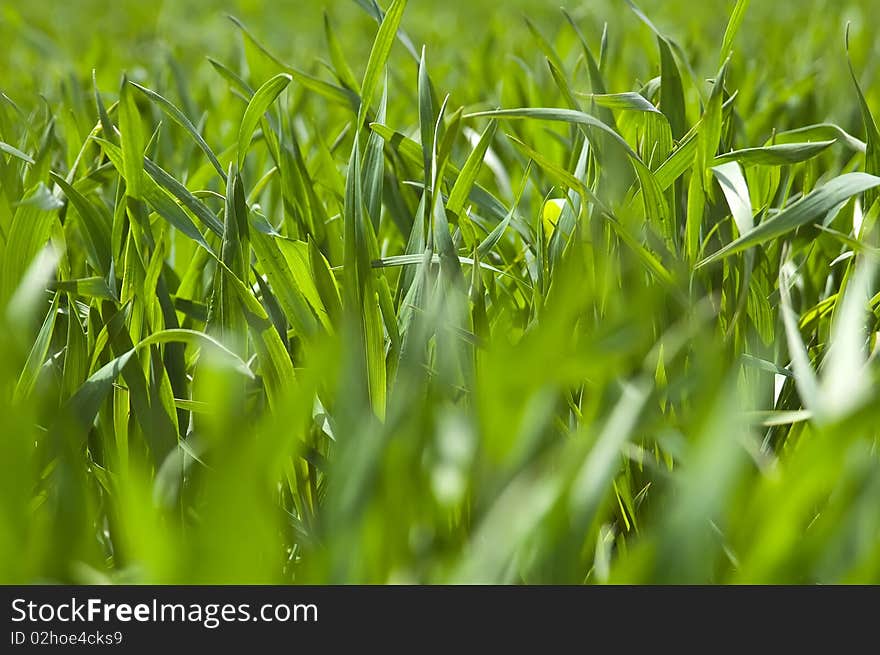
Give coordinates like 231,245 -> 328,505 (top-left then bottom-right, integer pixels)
1,0 -> 879,584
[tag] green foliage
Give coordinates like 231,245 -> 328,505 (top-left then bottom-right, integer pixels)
1,0 -> 880,584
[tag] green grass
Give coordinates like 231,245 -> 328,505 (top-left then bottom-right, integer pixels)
1,0 -> 880,584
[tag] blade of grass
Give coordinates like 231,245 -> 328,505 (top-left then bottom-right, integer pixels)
697,172 -> 880,267
237,73 -> 292,169
129,81 -> 226,180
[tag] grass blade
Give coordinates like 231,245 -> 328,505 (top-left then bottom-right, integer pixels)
119,74 -> 145,199
712,141 -> 835,167
130,81 -> 226,180
357,0 -> 407,127
697,172 -> 880,267
719,0 -> 750,64
237,73 -> 292,169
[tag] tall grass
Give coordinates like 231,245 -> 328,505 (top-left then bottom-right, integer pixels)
1,0 -> 879,583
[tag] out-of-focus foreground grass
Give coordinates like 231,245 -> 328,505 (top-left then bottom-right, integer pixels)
1,0 -> 879,583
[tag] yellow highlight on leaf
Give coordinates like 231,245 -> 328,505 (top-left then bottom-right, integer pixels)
542,198 -> 565,239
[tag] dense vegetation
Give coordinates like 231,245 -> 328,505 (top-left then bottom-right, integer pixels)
2,0 -> 879,583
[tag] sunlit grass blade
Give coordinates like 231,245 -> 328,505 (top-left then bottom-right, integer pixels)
324,11 -> 360,93
237,73 -> 292,169
719,0 -> 750,64
357,0 -> 407,128
846,27 -> 880,209
13,292 -> 59,401
447,119 -> 497,216
118,74 -> 145,199
713,141 -> 835,167
129,81 -> 226,180
48,172 -> 112,274
0,140 -> 35,165
697,172 -> 880,268
579,92 -> 660,113
466,107 -> 669,225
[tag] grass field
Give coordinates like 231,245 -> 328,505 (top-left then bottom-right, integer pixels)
1,0 -> 879,584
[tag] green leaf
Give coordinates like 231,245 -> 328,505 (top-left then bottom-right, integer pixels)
358,0 -> 407,127
372,253 -> 503,275
505,134 -> 609,214
206,166 -> 250,354
343,137 -> 386,419
546,59 -> 580,111
53,277 -> 116,300
277,239 -> 330,329
49,172 -> 112,274
698,58 -> 729,188
1,188 -> 60,304
847,30 -> 880,209
478,167 -> 529,257
250,230 -> 319,337
773,123 -> 865,153
14,292 -> 60,401
719,0 -> 750,65
820,256 -> 874,418
563,9 -> 617,130
67,349 -> 138,430
697,172 -> 880,268
289,68 -> 360,110
712,141 -> 835,167
66,328 -> 253,428
215,257 -> 297,410
447,120 -> 498,216
61,294 -> 88,400
685,164 -> 705,263
142,155 -> 224,237
227,15 -> 358,110
712,162 -> 753,235
466,107 -> 669,226
579,92 -> 659,114
352,0 -> 419,60
119,75 -> 145,199
778,263 -> 820,415
15,182 -> 63,211
324,10 -> 360,93
308,238 -> 342,323
93,137 -> 214,253
569,381 -> 651,534
129,81 -> 226,180
525,17 -> 565,74
237,73 -> 292,169
0,140 -> 35,165
362,77 -> 388,229
369,122 -> 513,228
207,56 -> 255,97
658,36 -> 686,140
417,47 -> 436,181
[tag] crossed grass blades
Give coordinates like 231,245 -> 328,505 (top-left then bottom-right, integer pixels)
1,0 -> 879,583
